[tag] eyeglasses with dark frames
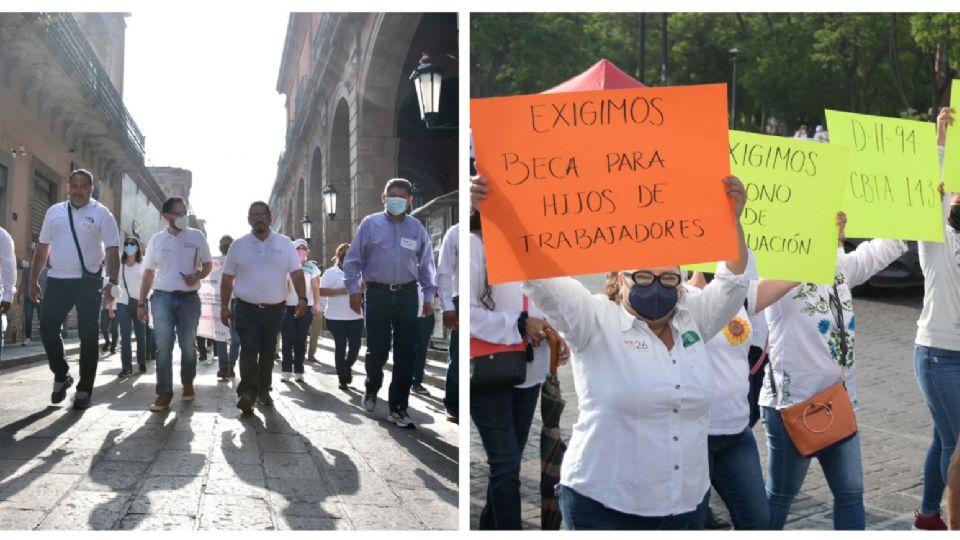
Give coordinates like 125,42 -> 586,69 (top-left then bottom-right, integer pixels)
621,270 -> 682,288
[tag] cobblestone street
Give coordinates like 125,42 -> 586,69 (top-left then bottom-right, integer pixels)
0,341 -> 458,530
470,284 -> 931,530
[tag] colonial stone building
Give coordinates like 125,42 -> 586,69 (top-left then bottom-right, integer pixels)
269,13 -> 459,266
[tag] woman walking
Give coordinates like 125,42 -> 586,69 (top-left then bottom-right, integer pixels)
116,237 -> 147,376
319,243 -> 364,390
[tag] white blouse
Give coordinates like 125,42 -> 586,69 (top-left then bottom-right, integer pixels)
469,233 -> 549,389
524,262 -> 748,517
116,262 -> 144,305
755,240 -> 907,410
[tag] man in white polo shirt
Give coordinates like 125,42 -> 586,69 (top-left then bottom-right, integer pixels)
29,169 -> 120,409
0,226 -> 15,360
138,197 -> 212,412
221,201 -> 307,414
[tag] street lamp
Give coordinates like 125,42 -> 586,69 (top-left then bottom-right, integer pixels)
729,47 -> 739,129
301,215 -> 312,243
322,184 -> 338,220
410,54 -> 444,128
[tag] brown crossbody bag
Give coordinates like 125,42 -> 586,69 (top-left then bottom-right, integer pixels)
770,284 -> 857,458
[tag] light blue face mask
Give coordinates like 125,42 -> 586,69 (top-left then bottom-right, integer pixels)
124,245 -> 138,257
385,196 -> 408,215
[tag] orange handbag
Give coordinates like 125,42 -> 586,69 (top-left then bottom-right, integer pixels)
778,381 -> 857,458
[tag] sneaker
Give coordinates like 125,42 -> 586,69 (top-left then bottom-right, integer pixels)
411,384 -> 431,396
295,373 -> 304,382
257,393 -> 274,406
217,368 -> 230,381
22,338 -> 31,346
118,368 -> 133,378
389,410 -> 415,428
281,372 -> 292,382
182,384 -> 195,401
72,391 -> 91,410
150,395 -> 171,412
363,394 -> 376,412
913,511 -> 948,530
51,375 -> 74,404
236,395 -> 254,414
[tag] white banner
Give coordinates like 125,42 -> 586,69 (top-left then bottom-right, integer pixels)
197,255 -> 229,341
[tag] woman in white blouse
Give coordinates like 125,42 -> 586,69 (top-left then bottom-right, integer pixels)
116,237 -> 147,376
750,213 -> 907,530
472,175 -> 749,529
319,243 -> 364,391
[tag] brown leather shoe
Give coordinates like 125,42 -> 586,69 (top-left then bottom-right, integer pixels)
150,395 -> 171,412
182,383 -> 195,401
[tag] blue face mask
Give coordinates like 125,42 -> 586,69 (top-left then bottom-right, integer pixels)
627,281 -> 679,320
124,245 -> 138,257
385,197 -> 407,215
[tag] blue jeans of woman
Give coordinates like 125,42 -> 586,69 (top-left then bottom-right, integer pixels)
471,383 -> 540,530
412,312 -> 435,385
559,485 -> 701,530
281,306 -> 313,374
693,427 -> 769,529
914,344 -> 960,514
762,405 -> 864,530
327,318 -> 362,385
117,300 -> 146,371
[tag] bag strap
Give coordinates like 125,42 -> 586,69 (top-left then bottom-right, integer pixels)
522,294 -> 528,312
66,202 -> 93,274
750,336 -> 769,375
122,263 -> 132,302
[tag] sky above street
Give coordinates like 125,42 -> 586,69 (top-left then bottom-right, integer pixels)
123,9 -> 289,248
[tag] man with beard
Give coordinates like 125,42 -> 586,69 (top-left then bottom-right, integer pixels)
220,202 -> 306,414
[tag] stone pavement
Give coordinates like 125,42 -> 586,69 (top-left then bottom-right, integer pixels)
0,343 -> 458,530
470,285 -> 931,530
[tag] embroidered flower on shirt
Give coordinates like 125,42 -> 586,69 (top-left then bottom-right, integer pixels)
722,317 -> 751,346
818,319 -> 831,334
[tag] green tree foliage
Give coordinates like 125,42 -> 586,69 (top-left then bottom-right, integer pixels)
471,13 -> 955,134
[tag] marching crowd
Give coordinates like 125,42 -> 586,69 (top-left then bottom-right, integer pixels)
469,107 -> 960,530
0,173 -> 459,430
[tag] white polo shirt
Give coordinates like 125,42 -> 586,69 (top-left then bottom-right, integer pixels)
38,200 -> 121,279
142,228 -> 212,293
223,231 -> 301,305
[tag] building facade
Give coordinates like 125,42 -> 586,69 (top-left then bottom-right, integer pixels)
269,13 -> 459,267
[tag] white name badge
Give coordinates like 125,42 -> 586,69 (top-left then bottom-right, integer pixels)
400,237 -> 418,251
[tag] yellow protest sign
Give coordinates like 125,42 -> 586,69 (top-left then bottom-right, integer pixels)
943,80 -> 960,192
824,110 -> 943,242
684,131 -> 847,284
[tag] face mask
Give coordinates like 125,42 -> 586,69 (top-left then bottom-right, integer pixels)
949,205 -> 960,231
124,245 -> 138,257
297,250 -> 308,263
173,215 -> 189,230
627,281 -> 679,321
385,197 -> 407,215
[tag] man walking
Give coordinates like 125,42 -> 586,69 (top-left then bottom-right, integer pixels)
17,235 -> 39,346
344,178 -> 437,428
0,226 -> 15,359
436,222 -> 459,423
138,197 -> 212,411
30,169 -> 120,409
221,202 -> 307,414
215,235 -> 240,380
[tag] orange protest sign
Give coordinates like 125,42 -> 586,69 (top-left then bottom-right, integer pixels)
471,84 -> 738,284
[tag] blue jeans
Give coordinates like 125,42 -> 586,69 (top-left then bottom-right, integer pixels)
762,406 -> 864,530
117,300 -> 146,371
281,306 -> 312,374
363,286 -> 418,412
558,485 -> 701,530
471,383 -> 540,530
24,298 -> 39,340
445,296 -> 459,414
100,308 -> 118,347
412,312 -> 435,385
914,344 -> 960,514
217,298 -> 240,370
694,427 -> 769,529
327,318 -> 362,385
151,291 -> 201,398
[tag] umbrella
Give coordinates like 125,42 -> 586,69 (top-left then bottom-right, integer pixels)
540,328 -> 565,530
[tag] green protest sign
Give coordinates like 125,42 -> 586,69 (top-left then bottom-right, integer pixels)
824,110 -> 943,242
943,80 -> 960,193
684,131 -> 847,284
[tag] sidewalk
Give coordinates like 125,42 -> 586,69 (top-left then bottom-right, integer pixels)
1,339 -> 82,372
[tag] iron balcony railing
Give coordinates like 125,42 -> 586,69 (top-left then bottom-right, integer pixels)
26,13 -> 146,163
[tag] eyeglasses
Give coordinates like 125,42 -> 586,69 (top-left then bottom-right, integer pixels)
622,270 -> 682,288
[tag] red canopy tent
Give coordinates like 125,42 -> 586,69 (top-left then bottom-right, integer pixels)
542,58 -> 647,94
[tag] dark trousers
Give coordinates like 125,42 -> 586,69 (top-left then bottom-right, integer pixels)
364,286 -> 418,412
41,277 -> 101,393
471,383 -> 541,530
24,298 -> 40,339
117,300 -> 146,371
445,296 -> 459,413
327,318 -> 362,385
235,301 -> 285,400
217,297 -> 240,370
281,306 -> 313,374
100,308 -> 118,346
412,312 -> 435,385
